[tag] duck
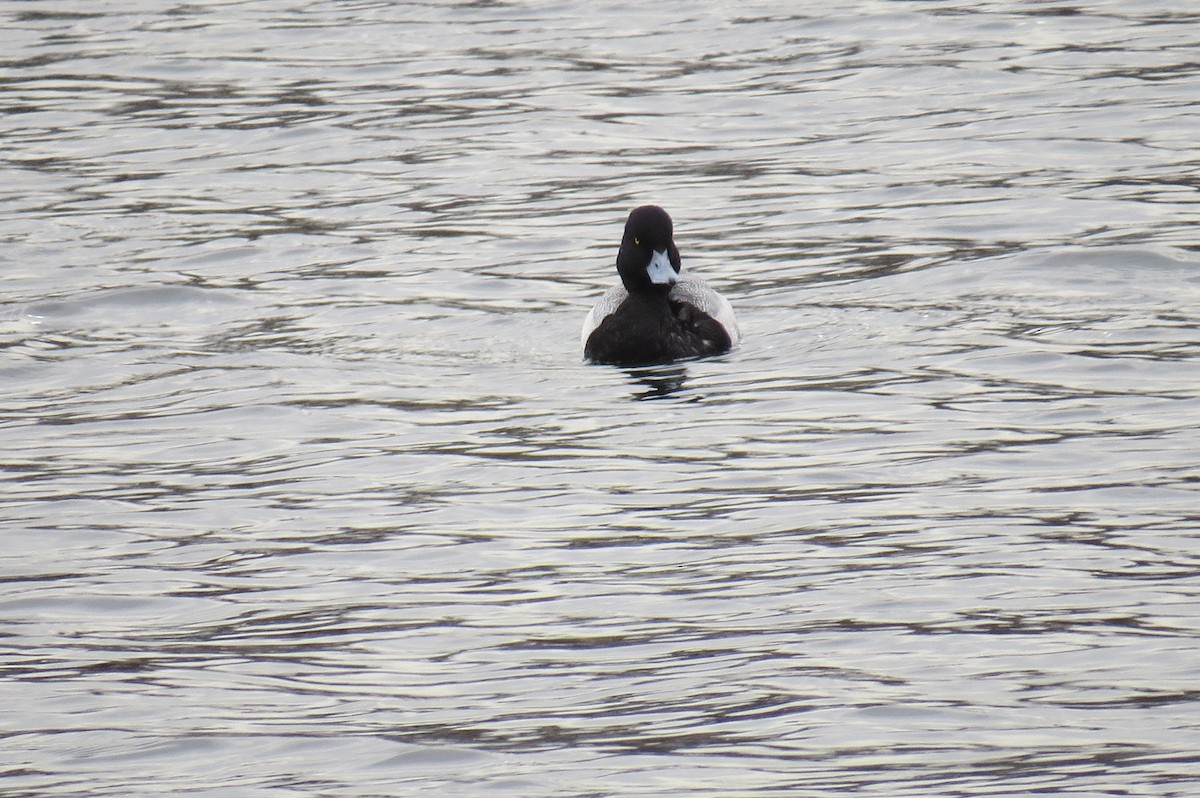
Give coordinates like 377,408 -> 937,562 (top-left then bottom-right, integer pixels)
581,205 -> 739,366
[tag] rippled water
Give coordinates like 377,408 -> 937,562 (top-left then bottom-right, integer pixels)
3,1 -> 1199,795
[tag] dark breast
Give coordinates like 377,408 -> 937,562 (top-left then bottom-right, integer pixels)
584,294 -> 732,366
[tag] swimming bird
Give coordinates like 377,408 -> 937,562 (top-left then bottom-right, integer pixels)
581,205 -> 739,366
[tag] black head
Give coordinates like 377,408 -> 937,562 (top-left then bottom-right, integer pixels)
615,205 -> 682,294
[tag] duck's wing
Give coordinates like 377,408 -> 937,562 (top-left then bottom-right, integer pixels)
670,275 -> 740,345
581,285 -> 629,347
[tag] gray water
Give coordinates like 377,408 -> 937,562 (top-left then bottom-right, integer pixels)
2,1 -> 1199,795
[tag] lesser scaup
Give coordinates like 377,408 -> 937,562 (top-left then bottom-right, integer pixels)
581,205 -> 740,366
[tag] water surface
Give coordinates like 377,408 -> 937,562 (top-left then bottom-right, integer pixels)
2,1 -> 1199,796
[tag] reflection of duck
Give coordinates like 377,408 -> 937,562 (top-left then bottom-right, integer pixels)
627,364 -> 690,401
582,206 -> 739,366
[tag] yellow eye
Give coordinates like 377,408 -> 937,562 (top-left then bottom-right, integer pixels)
634,237 -> 640,246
